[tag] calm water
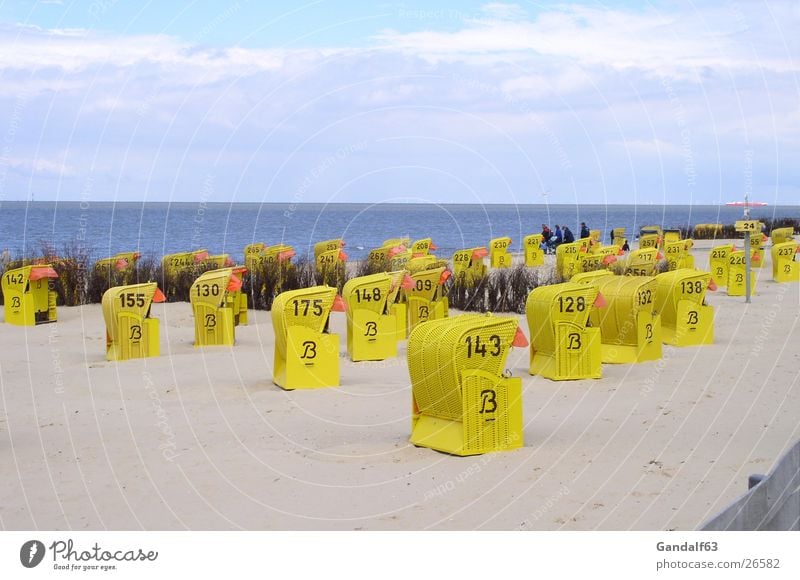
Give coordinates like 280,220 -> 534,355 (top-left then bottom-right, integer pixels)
1,201 -> 798,261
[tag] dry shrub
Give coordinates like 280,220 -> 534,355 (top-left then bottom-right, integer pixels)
448,263 -> 558,313
86,254 -> 161,303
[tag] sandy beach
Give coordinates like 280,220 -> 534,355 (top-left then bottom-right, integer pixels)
1,241 -> 798,531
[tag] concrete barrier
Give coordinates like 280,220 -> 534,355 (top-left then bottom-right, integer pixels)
701,439 -> 800,530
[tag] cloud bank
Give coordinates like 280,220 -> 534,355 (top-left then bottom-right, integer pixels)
0,2 -> 798,204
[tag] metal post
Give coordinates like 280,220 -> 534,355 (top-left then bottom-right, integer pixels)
742,195 -> 752,304
744,231 -> 751,303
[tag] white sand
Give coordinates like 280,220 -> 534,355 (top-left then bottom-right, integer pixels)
1,243 -> 798,530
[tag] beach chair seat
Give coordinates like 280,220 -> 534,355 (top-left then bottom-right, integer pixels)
389,249 -> 413,271
315,248 -> 347,271
664,239 -> 695,271
653,269 -> 714,346
342,272 -> 401,361
315,243 -> 348,286
368,242 -> 406,271
313,239 -> 345,261
662,229 -> 682,247
770,227 -> 794,246
244,242 -> 266,273
555,241 -> 583,279
161,249 -> 209,299
92,251 -> 141,289
577,250 -> 603,273
587,229 -> 602,252
244,242 -> 266,265
771,241 -> 799,282
640,225 -> 662,237
271,285 -> 344,390
405,266 -> 450,331
625,248 -> 660,276
523,234 -> 544,267
489,236 -> 512,268
102,282 -> 166,361
162,249 -> 208,277
249,244 -> 295,268
94,251 -> 141,274
747,232 -> 767,268
245,242 -> 294,272
383,237 -> 410,249
203,254 -> 235,269
2,265 -> 59,326
452,247 -> 488,286
592,276 -> 661,363
578,244 -> 621,273
408,313 -> 525,456
411,238 -> 437,256
406,255 -> 440,273
726,250 -> 757,296
612,227 -> 627,246
189,268 -> 246,346
638,233 -> 660,250
245,244 -> 295,297
526,282 -> 603,380
708,244 -> 733,288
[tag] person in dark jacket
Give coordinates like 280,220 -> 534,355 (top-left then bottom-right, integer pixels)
563,226 -> 575,244
580,222 -> 590,239
548,225 -> 563,250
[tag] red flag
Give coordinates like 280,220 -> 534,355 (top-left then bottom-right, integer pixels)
227,274 -> 242,292
512,327 -> 529,348
29,266 -> 58,280
472,248 -> 489,260
278,249 -> 296,262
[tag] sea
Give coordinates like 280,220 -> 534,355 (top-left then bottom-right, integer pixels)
1,201 -> 798,262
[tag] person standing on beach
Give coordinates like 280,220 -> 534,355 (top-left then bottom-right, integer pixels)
563,226 -> 575,244
580,222 -> 590,239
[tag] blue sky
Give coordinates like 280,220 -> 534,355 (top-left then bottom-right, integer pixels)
0,1 -> 798,204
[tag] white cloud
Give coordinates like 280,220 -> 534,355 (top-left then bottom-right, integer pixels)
8,155 -> 75,177
0,24 -> 334,83
500,66 -> 591,98
479,3 -> 528,21
610,138 -> 683,157
373,4 -> 800,77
